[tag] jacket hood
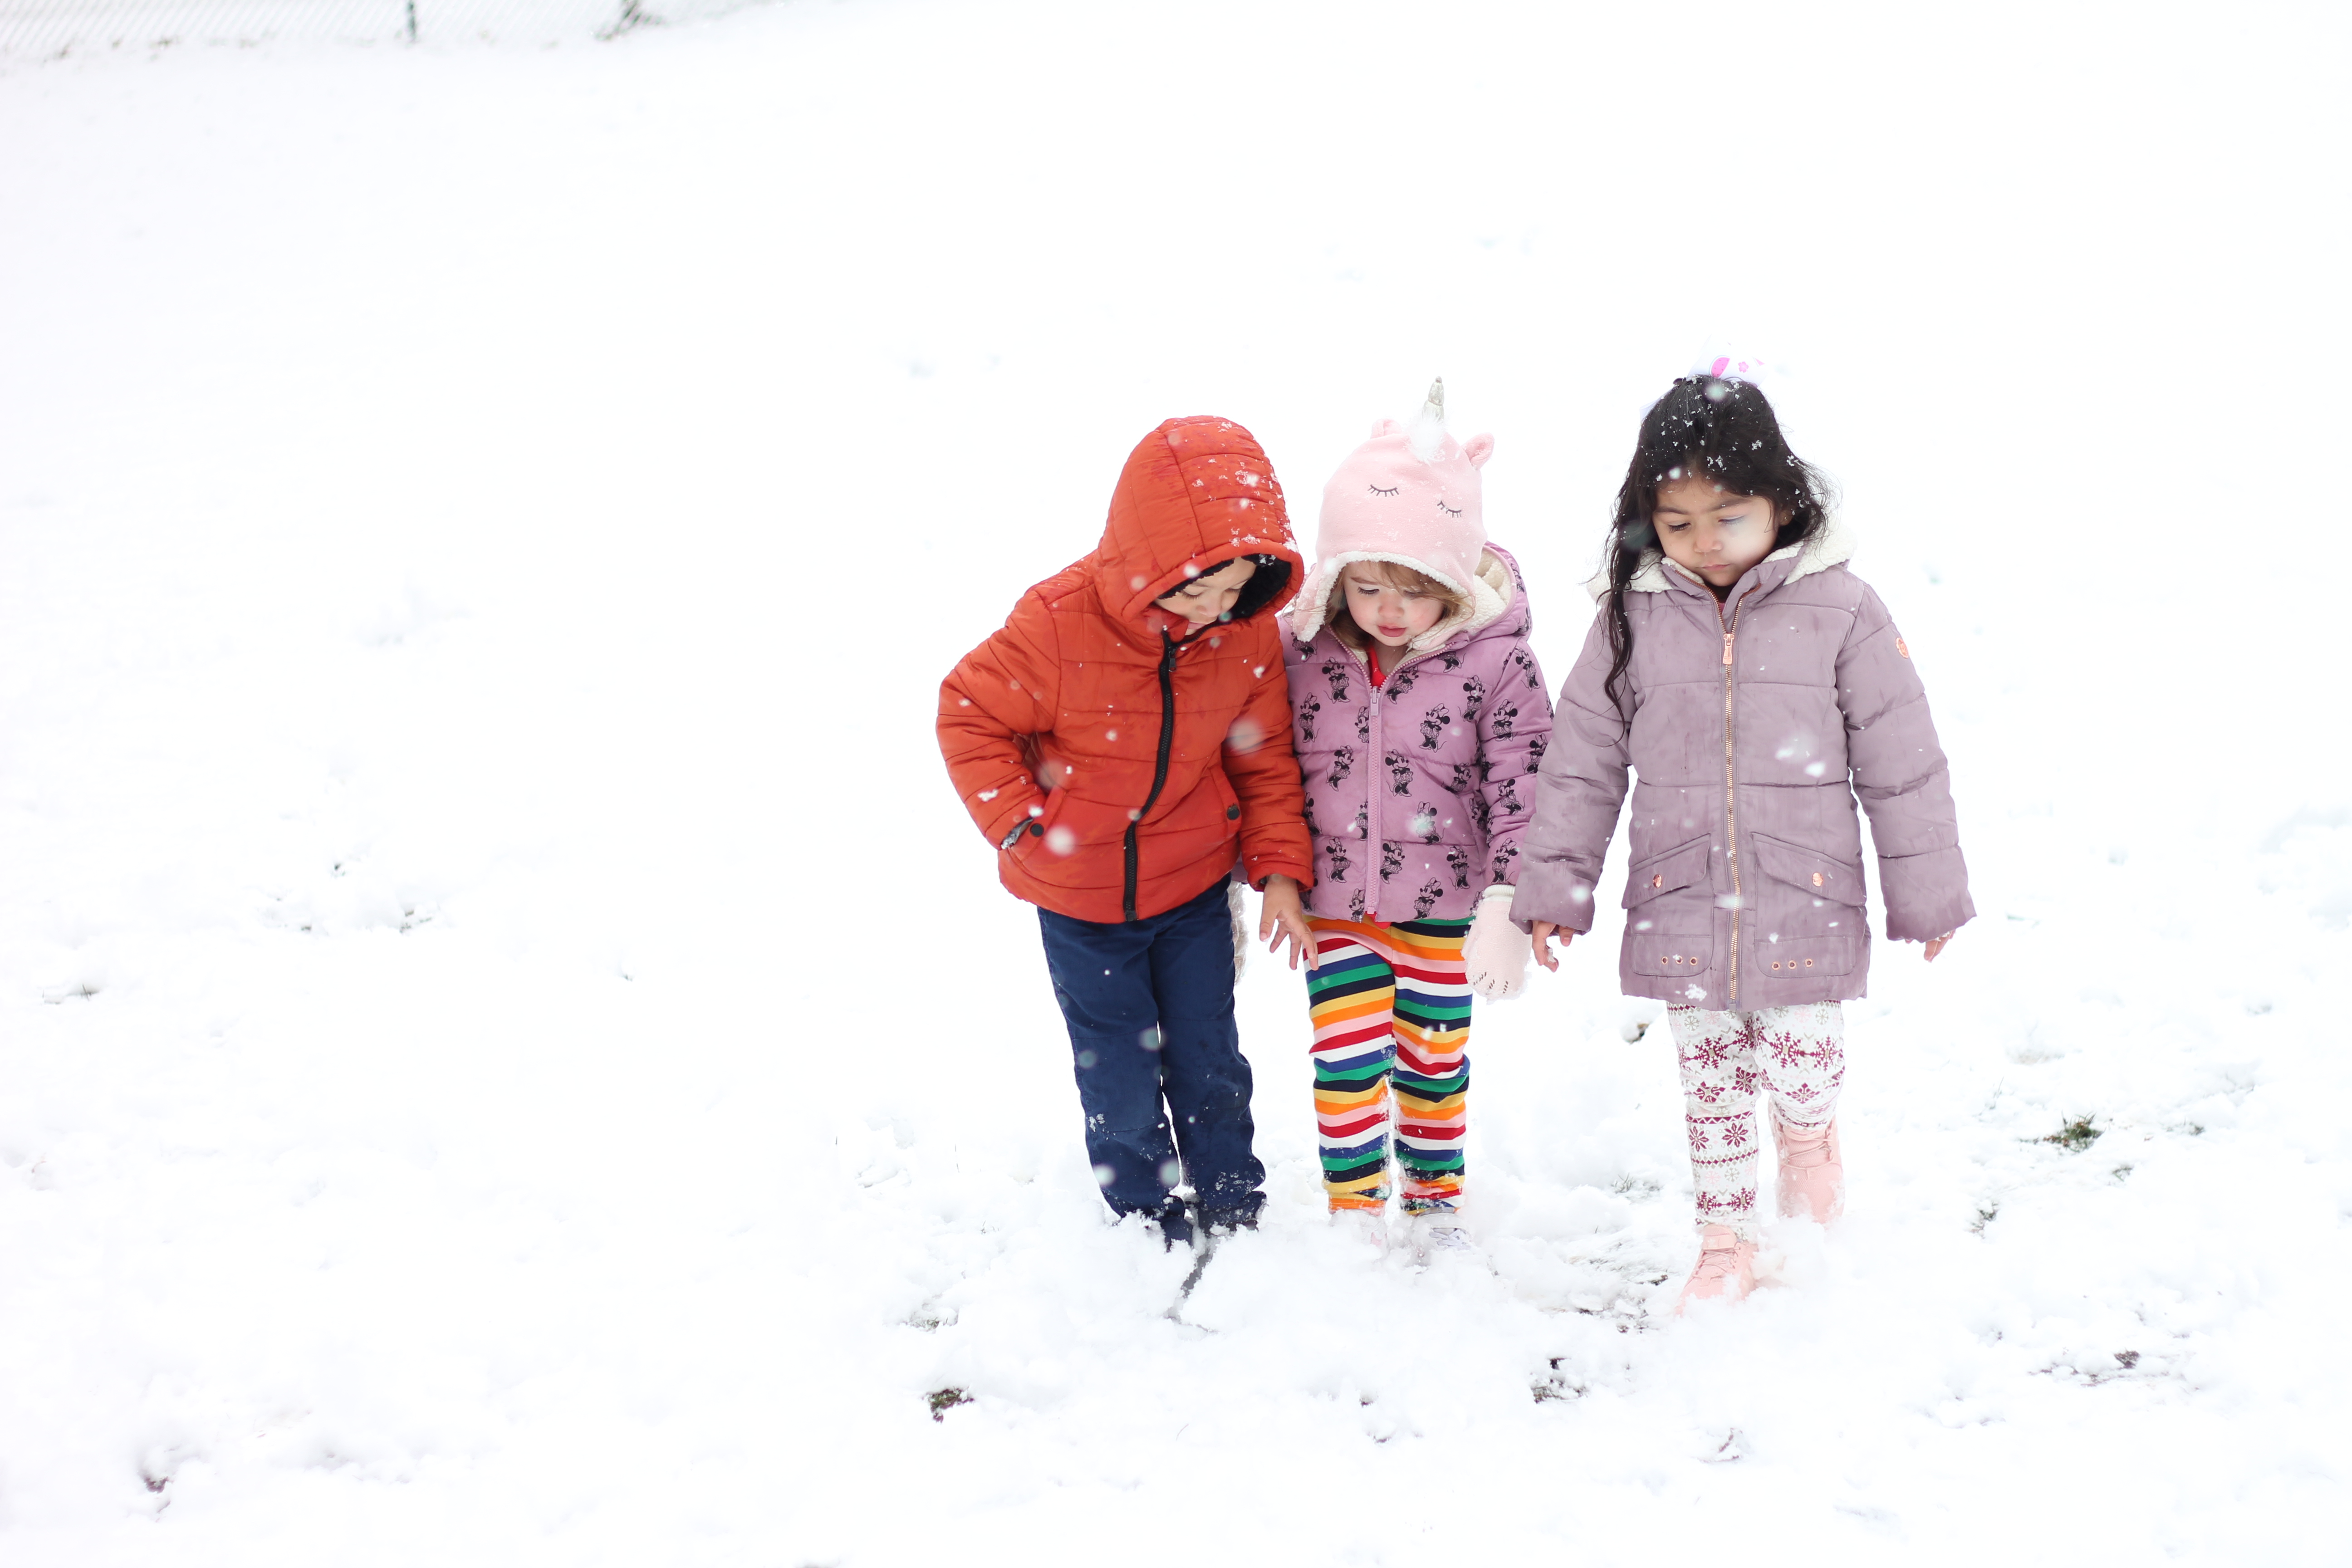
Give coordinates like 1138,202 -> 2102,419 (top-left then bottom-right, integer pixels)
1094,416 -> 1304,638
1296,544 -> 1521,654
1583,511 -> 1857,602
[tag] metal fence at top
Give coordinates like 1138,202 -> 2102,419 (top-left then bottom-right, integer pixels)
0,0 -> 769,56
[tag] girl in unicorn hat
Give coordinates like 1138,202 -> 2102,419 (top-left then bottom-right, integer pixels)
1513,366 -> 1972,1309
1283,382 -> 1554,1259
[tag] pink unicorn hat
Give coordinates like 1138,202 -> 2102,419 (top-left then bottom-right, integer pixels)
1292,378 -> 1504,646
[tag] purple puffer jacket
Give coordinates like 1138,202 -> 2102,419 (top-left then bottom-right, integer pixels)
1284,545 -> 1555,923
1511,518 -> 1972,1008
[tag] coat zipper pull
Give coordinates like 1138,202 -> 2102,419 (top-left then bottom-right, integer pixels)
1722,632 -> 1735,666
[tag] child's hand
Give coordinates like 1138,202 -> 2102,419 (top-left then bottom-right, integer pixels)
1531,921 -> 1574,971
1259,874 -> 1318,970
1923,932 -> 1955,962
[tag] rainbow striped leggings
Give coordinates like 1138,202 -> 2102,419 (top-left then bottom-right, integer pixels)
1304,915 -> 1472,1213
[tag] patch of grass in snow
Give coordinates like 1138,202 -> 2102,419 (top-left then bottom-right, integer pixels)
1533,1359 -> 1586,1403
926,1387 -> 972,1422
2039,1348 -> 2147,1386
2043,1117 -> 2103,1152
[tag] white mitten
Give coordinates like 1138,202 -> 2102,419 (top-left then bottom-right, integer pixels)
1228,881 -> 1251,977
1462,885 -> 1531,1001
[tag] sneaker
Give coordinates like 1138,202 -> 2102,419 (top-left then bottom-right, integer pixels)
1406,1211 -> 1475,1264
1676,1224 -> 1756,1311
1331,1206 -> 1390,1254
1773,1115 -> 1845,1223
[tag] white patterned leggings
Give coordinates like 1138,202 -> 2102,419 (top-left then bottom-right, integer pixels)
1666,1003 -> 1846,1240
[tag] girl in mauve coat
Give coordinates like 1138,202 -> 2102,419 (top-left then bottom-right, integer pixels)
1513,367 -> 1973,1309
1283,382 -> 1554,1259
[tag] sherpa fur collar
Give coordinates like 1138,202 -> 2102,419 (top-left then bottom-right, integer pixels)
1294,545 -> 1515,653
1582,512 -> 1857,601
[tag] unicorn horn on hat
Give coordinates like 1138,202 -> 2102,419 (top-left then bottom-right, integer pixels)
1406,377 -> 1447,461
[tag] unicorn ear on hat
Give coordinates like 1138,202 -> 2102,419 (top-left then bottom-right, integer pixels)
1370,417 -> 1401,438
1463,433 -> 1494,468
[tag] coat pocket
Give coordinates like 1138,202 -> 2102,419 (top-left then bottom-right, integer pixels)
1210,765 -> 1241,826
1129,765 -> 1244,878
1745,830 -> 1868,975
1004,786 -> 1079,862
1623,836 -> 1713,911
1630,936 -> 1715,991
1745,832 -> 1865,907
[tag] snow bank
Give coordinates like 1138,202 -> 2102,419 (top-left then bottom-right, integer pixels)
2,0 -> 2347,1561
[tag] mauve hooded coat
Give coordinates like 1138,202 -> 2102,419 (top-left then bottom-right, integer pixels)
1510,517 -> 1973,1009
1283,545 -> 1553,924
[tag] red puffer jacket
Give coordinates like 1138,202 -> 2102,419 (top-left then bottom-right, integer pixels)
939,416 -> 1315,923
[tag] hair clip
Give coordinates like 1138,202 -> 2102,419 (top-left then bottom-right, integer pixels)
1686,350 -> 1769,386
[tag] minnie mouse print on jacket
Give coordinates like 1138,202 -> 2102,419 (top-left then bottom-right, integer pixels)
1282,402 -> 1554,925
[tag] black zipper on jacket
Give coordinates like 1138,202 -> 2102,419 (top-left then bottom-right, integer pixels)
1123,631 -> 1182,922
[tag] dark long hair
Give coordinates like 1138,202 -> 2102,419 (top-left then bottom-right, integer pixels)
1600,377 -> 1833,730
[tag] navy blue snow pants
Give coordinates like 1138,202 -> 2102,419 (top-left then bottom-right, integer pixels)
1036,879 -> 1267,1240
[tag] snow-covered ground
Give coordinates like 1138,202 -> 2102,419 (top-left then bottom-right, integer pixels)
4,2 -> 2349,1562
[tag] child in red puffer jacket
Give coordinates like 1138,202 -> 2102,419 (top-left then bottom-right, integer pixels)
939,415 -> 1318,1249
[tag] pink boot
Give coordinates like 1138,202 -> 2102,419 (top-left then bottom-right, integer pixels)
1676,1224 -> 1755,1311
1774,1115 -> 1844,1222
